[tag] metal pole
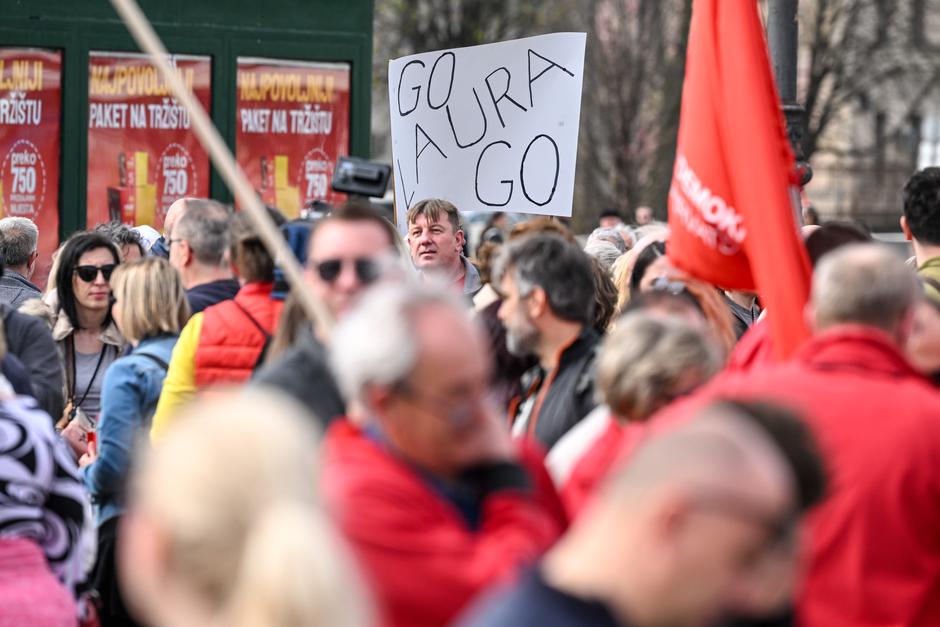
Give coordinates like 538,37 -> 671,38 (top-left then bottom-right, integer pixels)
767,0 -> 813,185
109,0 -> 335,336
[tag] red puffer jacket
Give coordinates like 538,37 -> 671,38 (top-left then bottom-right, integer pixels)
194,282 -> 282,387
321,419 -> 568,627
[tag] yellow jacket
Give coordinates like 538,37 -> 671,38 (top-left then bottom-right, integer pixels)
150,313 -> 202,441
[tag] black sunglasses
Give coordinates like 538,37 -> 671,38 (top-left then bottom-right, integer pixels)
74,264 -> 116,282
312,258 -> 380,284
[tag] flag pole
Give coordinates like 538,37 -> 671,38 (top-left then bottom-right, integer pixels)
108,0 -> 335,336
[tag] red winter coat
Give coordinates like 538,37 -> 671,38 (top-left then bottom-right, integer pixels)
194,282 -> 282,387
564,326 -> 940,626
726,315 -> 775,372
697,326 -> 940,627
320,420 -> 567,627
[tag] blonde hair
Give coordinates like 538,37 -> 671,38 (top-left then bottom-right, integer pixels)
598,312 -> 721,421
111,257 -> 190,344
127,390 -> 371,627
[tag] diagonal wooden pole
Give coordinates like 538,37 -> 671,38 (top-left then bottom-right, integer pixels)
109,0 -> 335,336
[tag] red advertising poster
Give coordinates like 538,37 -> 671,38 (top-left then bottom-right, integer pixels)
0,48 -> 61,287
236,58 -> 350,217
86,52 -> 211,231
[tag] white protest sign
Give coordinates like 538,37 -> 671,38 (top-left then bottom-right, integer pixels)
388,32 -> 586,227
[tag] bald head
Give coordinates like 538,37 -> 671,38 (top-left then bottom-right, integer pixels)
163,197 -> 191,237
812,243 -> 919,335
610,408 -> 780,517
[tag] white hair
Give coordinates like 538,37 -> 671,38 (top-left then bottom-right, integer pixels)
583,241 -> 623,272
0,217 -> 39,266
329,282 -> 470,405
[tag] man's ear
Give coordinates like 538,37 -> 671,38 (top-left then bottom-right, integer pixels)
527,286 -> 548,319
181,242 -> 195,269
362,384 -> 398,431
455,228 -> 466,250
27,250 -> 38,271
897,303 -> 918,348
901,216 -> 913,241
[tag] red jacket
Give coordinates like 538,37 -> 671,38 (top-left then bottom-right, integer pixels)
563,326 -> 940,626
194,282 -> 282,387
726,316 -> 775,372
321,420 -> 567,627
697,326 -> 940,627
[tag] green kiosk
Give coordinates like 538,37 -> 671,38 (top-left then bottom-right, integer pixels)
0,0 -> 373,281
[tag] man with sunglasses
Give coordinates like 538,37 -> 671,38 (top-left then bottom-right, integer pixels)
324,283 -> 566,627
254,201 -> 401,426
458,399 -> 826,627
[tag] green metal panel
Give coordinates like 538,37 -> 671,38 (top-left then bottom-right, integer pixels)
0,0 -> 374,237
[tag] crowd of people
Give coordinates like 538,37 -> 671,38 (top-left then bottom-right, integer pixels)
0,167 -> 939,627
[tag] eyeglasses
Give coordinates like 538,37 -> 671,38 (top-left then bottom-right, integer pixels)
394,381 -> 497,427
310,257 -> 381,284
74,264 -> 116,282
690,490 -> 798,549
651,275 -> 690,296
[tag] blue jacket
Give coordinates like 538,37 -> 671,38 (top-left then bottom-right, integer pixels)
82,334 -> 176,525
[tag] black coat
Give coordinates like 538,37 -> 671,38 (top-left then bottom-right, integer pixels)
509,328 -> 601,450
1,303 -> 65,420
252,326 -> 345,428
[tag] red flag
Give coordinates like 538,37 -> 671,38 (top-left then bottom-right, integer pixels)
667,0 -> 812,359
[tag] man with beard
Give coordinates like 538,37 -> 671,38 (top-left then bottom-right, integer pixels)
496,234 -> 600,449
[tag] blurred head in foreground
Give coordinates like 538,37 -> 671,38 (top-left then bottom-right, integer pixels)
119,391 -> 370,627
460,399 -> 827,627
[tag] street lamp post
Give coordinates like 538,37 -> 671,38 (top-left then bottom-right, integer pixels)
767,0 -> 813,185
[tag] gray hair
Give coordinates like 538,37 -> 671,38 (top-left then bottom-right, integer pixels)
583,241 -> 623,272
494,233 -> 595,325
329,283 -> 469,405
812,243 -> 919,333
587,227 -> 627,254
0,217 -> 38,266
174,199 -> 232,266
598,312 -> 721,420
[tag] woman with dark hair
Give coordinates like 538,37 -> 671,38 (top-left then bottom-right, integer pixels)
47,232 -> 124,448
628,240 -> 669,298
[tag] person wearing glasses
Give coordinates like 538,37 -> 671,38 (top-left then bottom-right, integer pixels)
254,200 -> 403,427
165,198 -> 240,316
150,212 -> 282,441
78,257 -> 189,626
48,232 -> 124,451
456,400 -> 827,627
324,283 -> 567,627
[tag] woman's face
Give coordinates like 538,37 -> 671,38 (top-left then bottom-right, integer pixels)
71,247 -> 116,314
